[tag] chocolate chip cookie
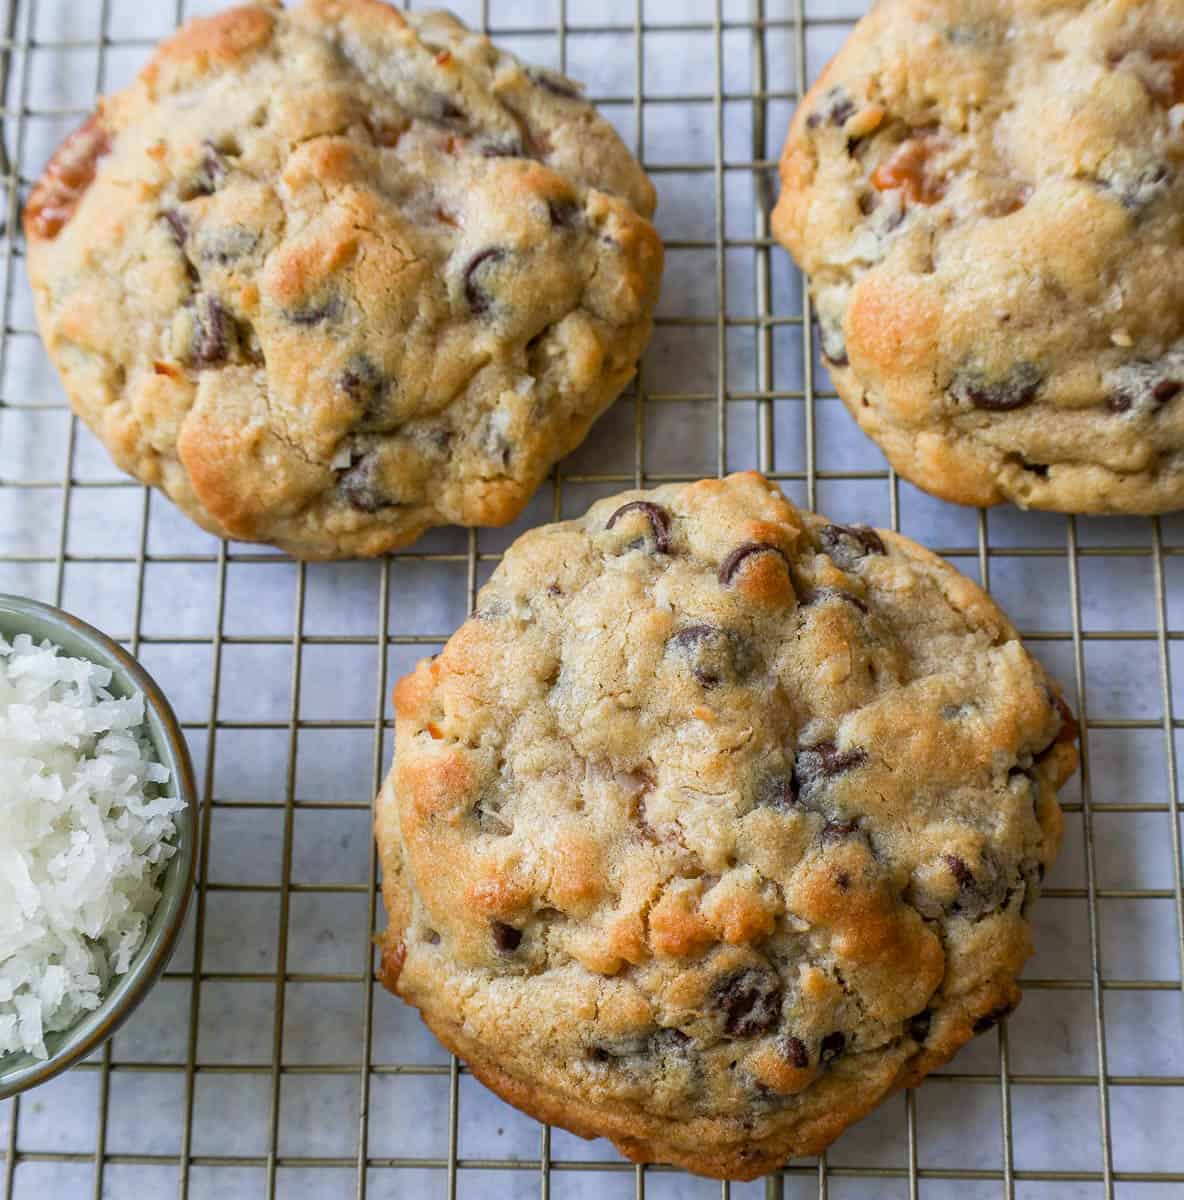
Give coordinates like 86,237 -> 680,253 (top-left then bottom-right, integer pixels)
773,0 -> 1184,513
25,1 -> 661,558
375,471 -> 1078,1180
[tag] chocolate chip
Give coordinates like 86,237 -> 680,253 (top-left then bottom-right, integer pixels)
336,450 -> 398,513
339,355 -> 389,424
1035,690 -> 1079,763
286,295 -> 343,326
908,1009 -> 932,1043
794,741 -> 867,798
426,94 -> 467,128
198,143 -> 229,193
711,968 -> 783,1038
491,921 -> 522,953
606,500 -> 672,555
755,773 -> 798,812
972,1002 -> 1015,1034
944,854 -> 975,890
799,586 -> 869,614
805,86 -> 855,130
1105,357 -> 1184,415
784,1035 -> 809,1069
718,541 -> 790,586
463,247 -> 507,315
1114,162 -> 1172,212
951,363 -> 1043,411
818,523 -> 886,570
479,136 -> 527,158
529,68 -> 582,100
819,1031 -> 846,1063
820,819 -> 859,843
197,226 -> 258,265
474,791 -> 511,836
160,208 -> 187,250
919,850 -> 1006,920
547,198 -> 580,229
667,624 -> 755,688
193,295 -> 232,367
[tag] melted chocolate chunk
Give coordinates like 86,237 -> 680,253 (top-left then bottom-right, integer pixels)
160,208 -> 187,250
818,523 -> 886,570
474,796 -> 512,836
336,450 -> 398,513
908,1009 -> 932,1043
784,1035 -> 810,1069
1034,691 -> 1079,764
819,1031 -> 846,1063
529,68 -> 583,100
1106,354 -> 1184,415
286,295 -> 343,326
756,773 -> 798,812
197,226 -> 259,265
806,86 -> 855,129
718,541 -> 790,586
193,295 -> 233,367
944,854 -> 975,891
1113,161 -> 1172,212
712,968 -> 783,1039
667,624 -> 755,688
794,741 -> 868,798
800,586 -> 869,614
491,921 -> 522,953
463,247 -> 507,315
479,136 -> 527,158
547,198 -> 580,229
973,1002 -> 1015,1034
820,819 -> 860,843
605,500 -> 672,554
590,1026 -> 692,1066
338,355 -> 389,424
196,142 -> 229,194
951,363 -> 1043,411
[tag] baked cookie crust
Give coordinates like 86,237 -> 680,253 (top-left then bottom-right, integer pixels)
774,0 -> 1184,514
25,0 -> 662,558
376,471 -> 1078,1180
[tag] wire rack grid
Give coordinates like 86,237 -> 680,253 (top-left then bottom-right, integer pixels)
0,0 -> 1181,1197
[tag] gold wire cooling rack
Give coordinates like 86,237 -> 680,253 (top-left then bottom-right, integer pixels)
0,0 -> 1182,1197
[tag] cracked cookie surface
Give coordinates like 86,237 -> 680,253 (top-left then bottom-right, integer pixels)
375,471 -> 1078,1180
773,0 -> 1184,514
24,0 -> 661,558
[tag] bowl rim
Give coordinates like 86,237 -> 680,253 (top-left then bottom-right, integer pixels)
0,593 -> 198,1099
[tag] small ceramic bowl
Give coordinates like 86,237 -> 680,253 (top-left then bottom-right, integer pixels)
0,593 -> 197,1100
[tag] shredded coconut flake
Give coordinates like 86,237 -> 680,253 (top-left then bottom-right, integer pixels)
0,633 -> 183,1059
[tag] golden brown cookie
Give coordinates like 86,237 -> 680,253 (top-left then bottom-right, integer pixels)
774,0 -> 1184,513
25,1 -> 662,558
375,471 -> 1078,1180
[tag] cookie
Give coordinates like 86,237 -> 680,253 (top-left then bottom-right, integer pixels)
25,0 -> 662,558
773,0 -> 1184,514
375,471 -> 1078,1180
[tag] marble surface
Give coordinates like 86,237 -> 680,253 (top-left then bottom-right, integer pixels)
1,0 -> 1182,1196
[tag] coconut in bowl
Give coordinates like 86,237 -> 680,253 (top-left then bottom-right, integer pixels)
0,594 -> 196,1098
